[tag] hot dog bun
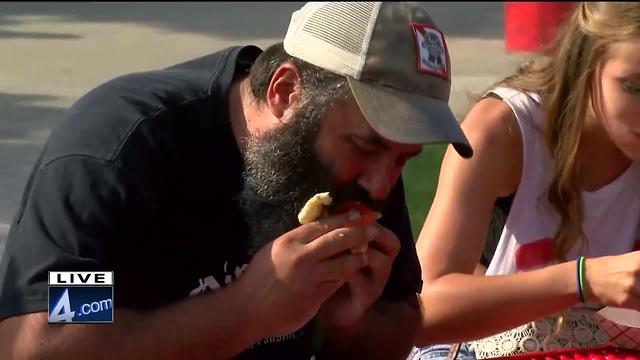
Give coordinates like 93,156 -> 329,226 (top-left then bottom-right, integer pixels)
297,193 -> 381,254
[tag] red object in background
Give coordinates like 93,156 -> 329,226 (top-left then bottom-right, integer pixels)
504,2 -> 576,52
490,345 -> 640,360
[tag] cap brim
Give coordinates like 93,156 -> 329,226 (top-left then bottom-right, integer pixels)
348,78 -> 473,158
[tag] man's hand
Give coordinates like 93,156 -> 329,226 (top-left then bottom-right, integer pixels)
314,224 -> 422,360
317,223 -> 400,330
235,210 -> 379,338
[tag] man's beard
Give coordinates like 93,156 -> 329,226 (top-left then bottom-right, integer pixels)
237,103 -> 386,256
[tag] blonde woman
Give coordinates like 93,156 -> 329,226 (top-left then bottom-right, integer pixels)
411,3 -> 640,360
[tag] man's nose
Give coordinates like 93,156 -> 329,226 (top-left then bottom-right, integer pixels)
357,165 -> 399,201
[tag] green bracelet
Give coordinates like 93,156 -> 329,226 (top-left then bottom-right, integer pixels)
577,256 -> 586,303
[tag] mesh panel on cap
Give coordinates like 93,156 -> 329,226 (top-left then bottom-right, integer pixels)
301,2 -> 376,57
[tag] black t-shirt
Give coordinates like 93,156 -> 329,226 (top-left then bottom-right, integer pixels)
0,45 -> 422,359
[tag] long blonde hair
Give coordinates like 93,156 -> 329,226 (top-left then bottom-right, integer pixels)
489,2 -> 640,262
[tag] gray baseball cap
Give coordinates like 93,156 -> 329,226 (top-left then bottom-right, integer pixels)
283,2 -> 473,158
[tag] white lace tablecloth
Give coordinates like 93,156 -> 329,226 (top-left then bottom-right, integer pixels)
469,306 -> 609,359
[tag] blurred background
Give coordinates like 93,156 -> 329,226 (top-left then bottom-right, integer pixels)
0,2 -> 563,256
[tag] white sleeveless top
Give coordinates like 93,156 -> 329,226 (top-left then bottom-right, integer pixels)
469,87 -> 640,358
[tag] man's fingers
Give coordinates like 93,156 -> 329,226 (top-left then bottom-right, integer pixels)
306,225 -> 379,259
342,249 -> 393,305
366,247 -> 394,280
315,252 -> 369,281
369,225 -> 400,258
291,211 -> 363,244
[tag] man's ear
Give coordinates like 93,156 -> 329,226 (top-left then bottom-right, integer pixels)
266,63 -> 303,121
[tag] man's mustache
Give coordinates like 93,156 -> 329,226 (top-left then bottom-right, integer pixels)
328,182 -> 388,213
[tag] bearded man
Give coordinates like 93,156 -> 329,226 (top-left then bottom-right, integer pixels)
0,2 -> 471,359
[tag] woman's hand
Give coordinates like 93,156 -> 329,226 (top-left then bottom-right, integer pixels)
584,251 -> 640,309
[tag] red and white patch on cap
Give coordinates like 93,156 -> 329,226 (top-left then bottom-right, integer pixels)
411,23 -> 449,80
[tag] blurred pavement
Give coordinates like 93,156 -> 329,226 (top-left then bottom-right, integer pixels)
0,2 -> 528,256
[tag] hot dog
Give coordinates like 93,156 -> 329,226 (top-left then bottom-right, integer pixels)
298,193 -> 381,253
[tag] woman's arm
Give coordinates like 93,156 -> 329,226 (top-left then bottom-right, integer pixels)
415,97 -> 578,345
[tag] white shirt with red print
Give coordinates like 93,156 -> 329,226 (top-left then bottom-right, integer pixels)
486,86 -> 640,276
468,87 -> 640,359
